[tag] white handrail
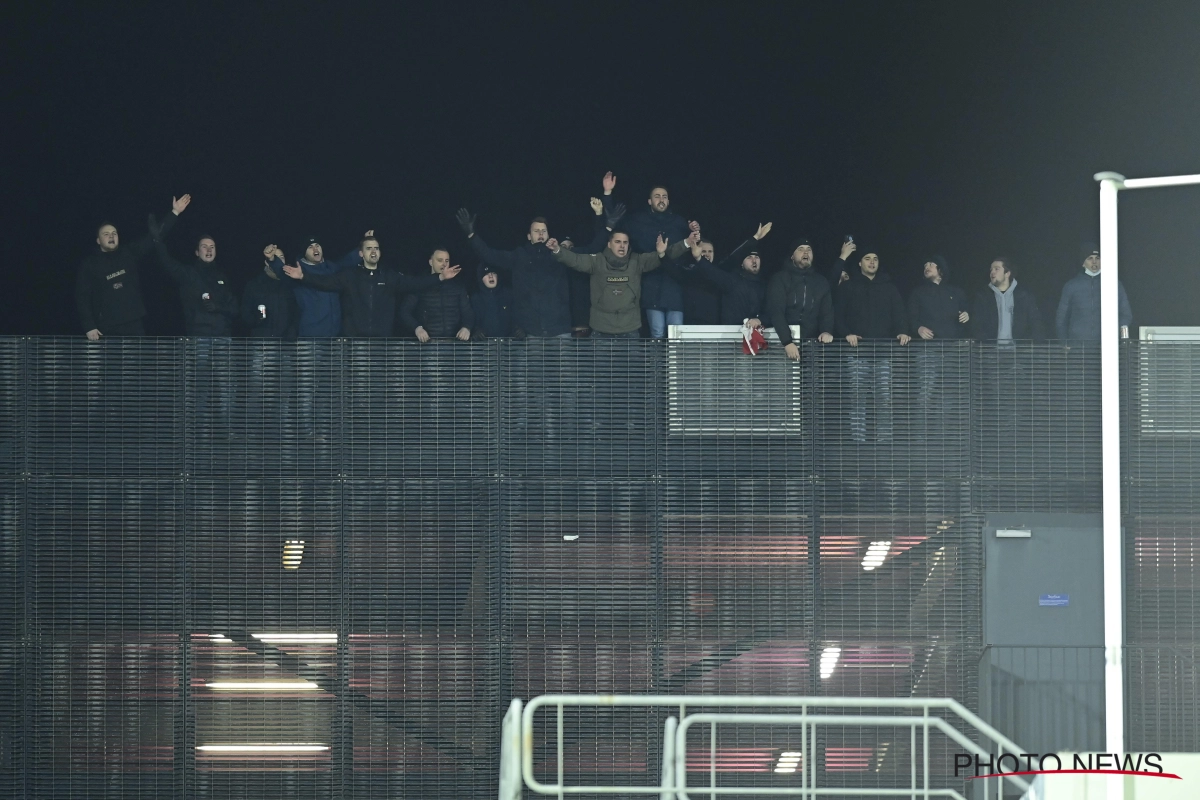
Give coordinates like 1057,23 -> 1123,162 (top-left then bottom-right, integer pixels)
498,698 -> 523,800
660,716 -> 677,800
517,695 -> 1029,798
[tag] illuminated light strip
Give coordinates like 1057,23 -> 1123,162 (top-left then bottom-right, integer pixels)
206,681 -> 320,691
819,647 -> 841,680
250,633 -> 337,643
196,744 -> 329,752
282,539 -> 305,570
861,541 -> 891,571
774,751 -> 802,773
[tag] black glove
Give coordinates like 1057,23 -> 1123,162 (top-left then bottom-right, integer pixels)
605,202 -> 627,230
455,208 -> 477,236
148,213 -> 163,242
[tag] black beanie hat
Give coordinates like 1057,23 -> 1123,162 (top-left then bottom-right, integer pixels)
924,255 -> 950,279
1080,242 -> 1100,264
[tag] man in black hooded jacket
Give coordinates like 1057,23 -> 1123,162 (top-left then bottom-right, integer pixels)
764,237 -> 836,361
683,223 -> 773,325
282,235 -> 458,336
155,234 -> 238,336
242,253 -> 299,338
907,256 -> 970,340
76,194 -> 191,338
471,264 -> 514,338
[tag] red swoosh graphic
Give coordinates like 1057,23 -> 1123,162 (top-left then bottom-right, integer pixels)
966,770 -> 1182,780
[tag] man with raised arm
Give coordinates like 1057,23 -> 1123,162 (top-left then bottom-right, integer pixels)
400,248 -> 474,341
267,236 -> 363,337
456,209 -> 571,338
281,234 -> 460,337
764,237 -> 836,361
76,194 -> 191,338
683,223 -> 773,326
545,229 -> 697,338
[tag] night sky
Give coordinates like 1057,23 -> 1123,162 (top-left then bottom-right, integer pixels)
6,1 -> 1200,336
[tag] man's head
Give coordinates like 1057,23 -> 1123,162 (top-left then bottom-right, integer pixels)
481,269 -> 499,289
428,248 -> 451,274
989,258 -> 1014,288
560,235 -> 575,251
858,250 -> 880,278
303,237 -> 323,263
96,223 -> 119,252
923,260 -> 941,281
698,239 -> 715,263
527,217 -> 549,245
357,236 -> 381,268
607,231 -> 630,259
648,185 -> 670,213
741,250 -> 762,274
1081,242 -> 1100,271
790,237 -> 813,268
195,236 -> 216,263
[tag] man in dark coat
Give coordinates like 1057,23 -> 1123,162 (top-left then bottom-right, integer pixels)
155,234 -> 238,336
267,236 -> 361,337
681,238 -> 723,324
457,209 -> 572,338
1055,242 -> 1132,341
764,237 -> 836,361
75,194 -> 191,338
471,264 -> 514,339
242,255 -> 299,338
908,256 -> 970,340
971,258 -> 1046,342
682,223 -> 773,325
400,248 -> 474,341
282,235 -> 459,336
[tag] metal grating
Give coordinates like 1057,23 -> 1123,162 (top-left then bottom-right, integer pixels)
0,337 -> 1194,797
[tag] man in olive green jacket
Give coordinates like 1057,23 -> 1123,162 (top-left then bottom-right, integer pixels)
547,230 -> 695,337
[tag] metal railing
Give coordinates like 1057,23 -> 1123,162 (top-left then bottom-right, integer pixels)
508,694 -> 1031,800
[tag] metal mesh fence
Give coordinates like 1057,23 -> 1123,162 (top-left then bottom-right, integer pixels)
0,337 -> 1192,797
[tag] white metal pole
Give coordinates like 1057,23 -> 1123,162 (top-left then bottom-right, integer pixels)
1095,171 -> 1126,800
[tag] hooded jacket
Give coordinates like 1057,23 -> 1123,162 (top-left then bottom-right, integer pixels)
399,273 -> 475,338
1055,271 -> 1132,340
553,240 -> 690,334
469,235 -> 571,336
471,267 -> 514,338
268,247 -> 359,337
907,257 -> 970,339
241,267 -> 299,338
764,260 -> 834,347
971,281 -> 1046,341
834,269 -> 908,339
75,211 -> 177,333
296,262 -> 442,337
684,239 -> 767,324
155,243 -> 238,336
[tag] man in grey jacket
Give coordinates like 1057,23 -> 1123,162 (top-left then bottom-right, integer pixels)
1055,243 -> 1132,341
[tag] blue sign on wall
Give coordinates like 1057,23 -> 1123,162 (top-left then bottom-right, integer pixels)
1039,594 -> 1070,607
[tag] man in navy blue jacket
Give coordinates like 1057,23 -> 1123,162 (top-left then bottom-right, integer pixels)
267,236 -> 361,337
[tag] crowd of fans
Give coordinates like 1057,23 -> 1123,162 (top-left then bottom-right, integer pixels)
76,173 -> 1133,357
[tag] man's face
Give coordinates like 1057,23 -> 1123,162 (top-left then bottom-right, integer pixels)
741,254 -> 761,274
699,242 -> 715,262
923,261 -> 940,281
649,188 -> 669,212
989,260 -> 1010,286
792,244 -> 813,267
560,239 -> 575,251
528,221 -> 548,244
859,253 -> 879,276
196,238 -> 216,263
360,239 -> 381,267
429,249 -> 450,273
1083,254 -> 1100,271
306,243 -> 323,262
97,225 -> 119,252
482,271 -> 499,288
608,233 -> 630,258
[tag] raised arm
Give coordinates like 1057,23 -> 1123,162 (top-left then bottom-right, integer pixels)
282,261 -> 346,292
457,208 -> 519,271
548,239 -> 600,273
136,195 -> 189,259
154,240 -> 191,284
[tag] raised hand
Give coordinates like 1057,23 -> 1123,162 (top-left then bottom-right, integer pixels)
690,240 -> 703,260
456,327 -> 471,341
283,262 -> 304,280
589,197 -> 604,215
754,222 -> 773,240
545,238 -> 560,253
656,234 -> 668,255
455,208 -> 477,237
439,264 -> 462,281
263,243 -> 278,261
958,311 -> 970,323
686,229 -> 701,246
839,240 -> 857,261
605,202 -> 626,230
171,194 -> 192,215
602,171 -> 616,195
689,220 -> 701,233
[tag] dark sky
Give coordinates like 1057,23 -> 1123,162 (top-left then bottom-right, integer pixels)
5,0 -> 1200,335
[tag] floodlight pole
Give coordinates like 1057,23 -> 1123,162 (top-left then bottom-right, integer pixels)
1094,171 -> 1125,767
